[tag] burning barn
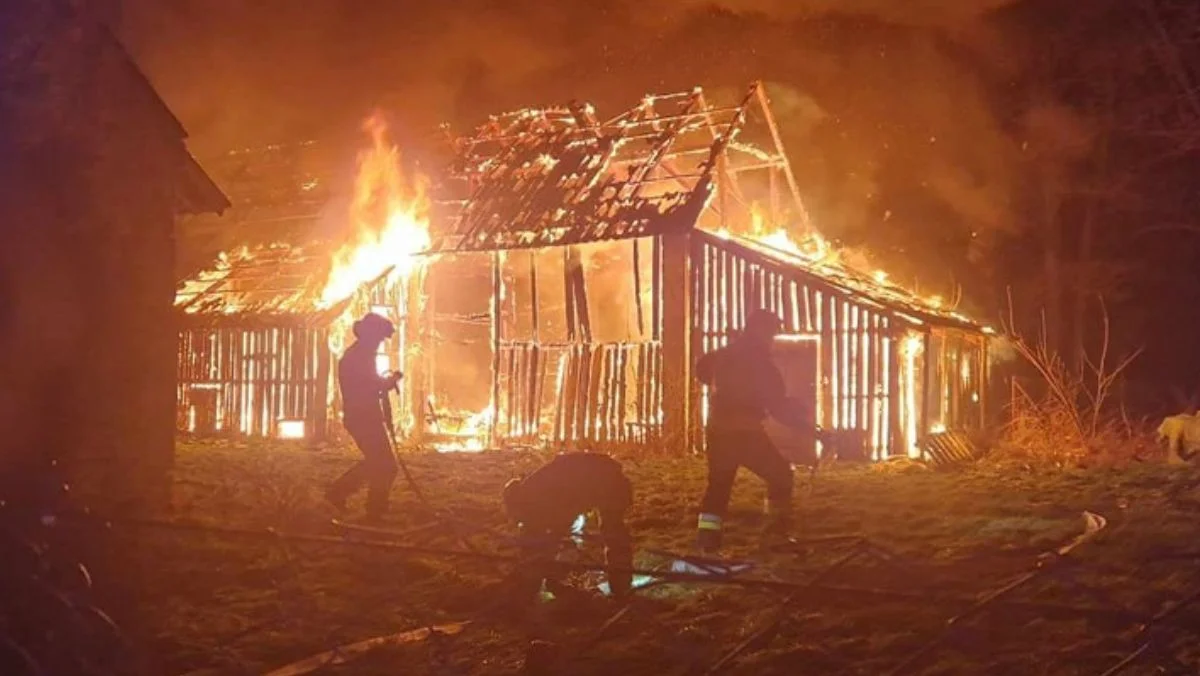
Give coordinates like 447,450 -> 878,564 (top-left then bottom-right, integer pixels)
176,81 -> 990,461
174,244 -> 420,441
174,118 -> 430,441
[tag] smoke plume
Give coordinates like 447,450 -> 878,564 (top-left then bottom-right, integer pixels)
123,0 -> 1072,304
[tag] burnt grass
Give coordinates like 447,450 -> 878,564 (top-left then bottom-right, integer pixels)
113,439 -> 1200,675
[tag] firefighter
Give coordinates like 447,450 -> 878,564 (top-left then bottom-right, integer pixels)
325,313 -> 403,523
694,308 -> 811,554
502,452 -> 634,602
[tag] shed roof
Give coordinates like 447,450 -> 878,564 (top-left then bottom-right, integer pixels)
103,27 -> 229,216
177,151 -> 232,216
173,243 -> 340,324
697,230 -> 988,333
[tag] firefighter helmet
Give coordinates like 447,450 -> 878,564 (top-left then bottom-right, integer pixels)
745,309 -> 782,341
352,312 -> 395,341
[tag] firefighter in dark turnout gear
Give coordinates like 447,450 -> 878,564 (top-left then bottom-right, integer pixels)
694,309 -> 811,554
326,313 -> 403,522
502,452 -> 634,601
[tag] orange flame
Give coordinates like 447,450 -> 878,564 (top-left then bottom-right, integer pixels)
715,202 -> 833,265
319,114 -> 432,309
711,202 -> 981,323
434,405 -> 495,453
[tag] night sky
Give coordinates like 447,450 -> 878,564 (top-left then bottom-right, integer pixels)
119,0 -> 1200,413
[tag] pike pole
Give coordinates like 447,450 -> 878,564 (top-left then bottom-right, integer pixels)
376,379 -> 479,552
379,377 -> 431,507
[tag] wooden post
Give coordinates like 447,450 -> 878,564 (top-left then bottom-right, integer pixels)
754,83 -> 812,231
424,262 -> 437,435
313,328 -> 330,441
920,329 -> 933,458
864,312 -> 877,458
529,251 -> 540,342
632,240 -> 644,338
526,344 -> 541,439
662,231 -> 691,452
769,168 -> 780,226
562,346 -> 580,442
820,293 -> 834,432
490,253 -> 502,447
717,153 -> 730,231
564,247 -> 579,341
887,324 -> 902,457
405,269 -> 427,445
979,334 -> 989,428
689,237 -> 706,444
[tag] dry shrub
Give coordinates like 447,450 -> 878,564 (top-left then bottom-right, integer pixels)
998,385 -> 1161,470
988,294 -> 1151,471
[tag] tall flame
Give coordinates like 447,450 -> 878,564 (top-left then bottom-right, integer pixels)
714,202 -> 833,265
319,114 -> 432,309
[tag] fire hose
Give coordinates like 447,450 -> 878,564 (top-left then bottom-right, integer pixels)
377,380 -> 481,552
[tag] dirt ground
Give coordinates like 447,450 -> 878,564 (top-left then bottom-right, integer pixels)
112,438 -> 1200,675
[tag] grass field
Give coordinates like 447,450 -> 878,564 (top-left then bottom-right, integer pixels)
114,438 -> 1200,675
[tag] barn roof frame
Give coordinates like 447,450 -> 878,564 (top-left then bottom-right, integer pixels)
175,81 -> 984,331
426,81 -> 808,253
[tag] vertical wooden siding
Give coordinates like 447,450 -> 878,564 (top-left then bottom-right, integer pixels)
495,341 -> 663,447
176,324 -> 326,438
690,237 -> 901,459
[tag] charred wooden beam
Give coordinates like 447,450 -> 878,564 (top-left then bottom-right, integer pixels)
632,240 -> 646,340
564,245 -> 592,343
490,253 -> 502,446
661,231 -> 691,450
754,82 -> 812,232
528,252 -> 539,343
314,329 -> 331,441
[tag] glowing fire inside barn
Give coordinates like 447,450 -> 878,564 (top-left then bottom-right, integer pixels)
174,81 -> 990,460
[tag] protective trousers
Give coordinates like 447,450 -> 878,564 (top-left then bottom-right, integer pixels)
513,537 -> 560,603
601,511 -> 633,598
696,426 -> 793,552
328,419 -> 399,517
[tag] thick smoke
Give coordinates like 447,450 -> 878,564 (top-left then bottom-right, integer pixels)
637,0 -> 1018,28
124,0 -> 1073,303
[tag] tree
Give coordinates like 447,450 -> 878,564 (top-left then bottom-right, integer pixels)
1001,0 -> 1200,403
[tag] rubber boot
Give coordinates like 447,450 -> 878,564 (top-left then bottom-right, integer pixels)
513,529 -> 559,604
604,537 -> 634,598
696,512 -> 724,555
762,498 -> 793,545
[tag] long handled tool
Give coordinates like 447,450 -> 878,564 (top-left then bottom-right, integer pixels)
378,385 -> 480,552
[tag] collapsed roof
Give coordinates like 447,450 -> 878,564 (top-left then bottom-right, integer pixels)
427,84 -> 770,253
173,243 -> 345,324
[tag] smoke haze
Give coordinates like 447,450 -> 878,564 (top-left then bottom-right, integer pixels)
124,0 -> 1063,300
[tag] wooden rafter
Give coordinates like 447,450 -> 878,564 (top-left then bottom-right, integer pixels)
427,84 -> 761,255
695,230 -> 984,332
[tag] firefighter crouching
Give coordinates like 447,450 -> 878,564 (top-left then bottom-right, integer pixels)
325,313 -> 403,523
694,309 -> 812,554
502,452 -> 635,601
